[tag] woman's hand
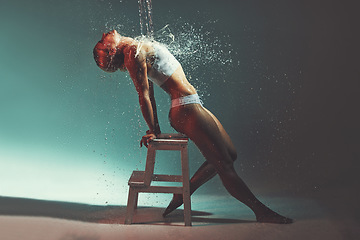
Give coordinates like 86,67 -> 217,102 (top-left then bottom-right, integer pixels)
140,131 -> 157,148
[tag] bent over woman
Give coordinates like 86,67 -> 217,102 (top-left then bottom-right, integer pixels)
93,30 -> 292,224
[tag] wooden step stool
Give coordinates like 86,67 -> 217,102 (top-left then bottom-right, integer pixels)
124,133 -> 192,226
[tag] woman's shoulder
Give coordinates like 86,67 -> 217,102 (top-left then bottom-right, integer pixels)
123,45 -> 149,68
123,38 -> 160,63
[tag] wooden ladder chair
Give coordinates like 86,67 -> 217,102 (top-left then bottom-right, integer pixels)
124,133 -> 192,226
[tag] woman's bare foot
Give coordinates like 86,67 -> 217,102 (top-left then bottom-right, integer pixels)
255,207 -> 293,224
163,194 -> 183,217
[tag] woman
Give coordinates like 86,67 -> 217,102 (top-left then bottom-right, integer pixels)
93,30 -> 292,224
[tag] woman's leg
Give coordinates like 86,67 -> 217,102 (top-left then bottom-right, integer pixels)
163,108 -> 237,216
167,104 -> 292,223
163,161 -> 216,216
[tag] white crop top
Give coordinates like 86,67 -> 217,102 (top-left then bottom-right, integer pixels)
147,43 -> 180,86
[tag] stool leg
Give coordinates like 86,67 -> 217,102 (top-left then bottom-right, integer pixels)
125,187 -> 138,224
181,146 -> 192,226
144,147 -> 156,186
183,188 -> 192,226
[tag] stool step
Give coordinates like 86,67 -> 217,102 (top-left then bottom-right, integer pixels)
128,171 -> 147,187
135,186 -> 184,194
128,171 -> 184,187
154,174 -> 183,182
157,133 -> 187,139
152,139 -> 188,144
150,139 -> 188,151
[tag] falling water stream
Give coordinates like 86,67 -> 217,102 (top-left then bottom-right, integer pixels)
138,0 -> 154,37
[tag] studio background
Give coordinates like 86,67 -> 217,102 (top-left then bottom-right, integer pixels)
0,0 -> 358,221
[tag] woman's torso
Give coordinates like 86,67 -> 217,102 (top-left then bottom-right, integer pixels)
134,41 -> 197,99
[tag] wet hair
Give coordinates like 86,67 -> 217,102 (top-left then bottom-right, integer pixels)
93,41 -> 124,72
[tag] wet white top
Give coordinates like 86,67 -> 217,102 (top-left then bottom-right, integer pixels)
147,42 -> 180,86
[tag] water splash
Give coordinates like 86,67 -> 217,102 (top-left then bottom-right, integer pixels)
149,23 -> 236,68
145,23 -> 237,98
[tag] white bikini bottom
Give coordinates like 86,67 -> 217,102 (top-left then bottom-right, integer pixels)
171,94 -> 203,108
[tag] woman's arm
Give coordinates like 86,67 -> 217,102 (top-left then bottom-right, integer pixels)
125,47 -> 160,145
148,80 -> 161,134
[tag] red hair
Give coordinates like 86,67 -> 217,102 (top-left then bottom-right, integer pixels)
93,41 -> 124,72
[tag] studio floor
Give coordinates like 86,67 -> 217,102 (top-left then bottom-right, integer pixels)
0,194 -> 358,240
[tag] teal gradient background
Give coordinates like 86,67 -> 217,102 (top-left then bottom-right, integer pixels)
0,0 -> 358,212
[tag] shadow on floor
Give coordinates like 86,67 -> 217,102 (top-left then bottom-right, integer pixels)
0,196 -> 253,226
